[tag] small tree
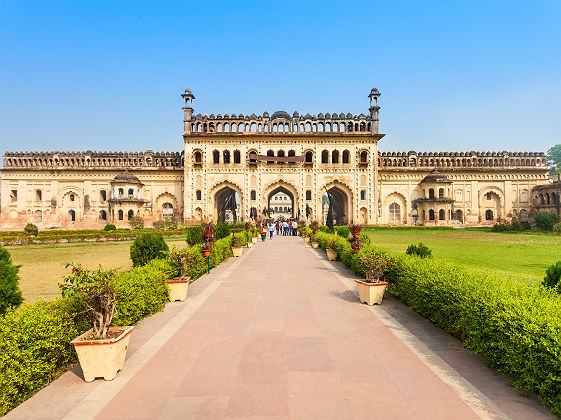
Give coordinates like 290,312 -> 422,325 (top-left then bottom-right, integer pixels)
104,224 -> 117,231
168,247 -> 192,278
534,212 -> 557,231
543,261 -> 561,293
129,215 -> 144,229
59,263 -> 117,339
0,245 -> 23,315
360,251 -> 392,283
24,223 -> 38,237
406,242 -> 432,258
130,233 -> 169,267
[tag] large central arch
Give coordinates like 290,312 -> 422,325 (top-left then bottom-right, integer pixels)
209,181 -> 243,223
321,181 -> 353,225
262,181 -> 300,220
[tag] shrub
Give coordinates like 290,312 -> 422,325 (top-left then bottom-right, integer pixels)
167,247 -> 192,278
214,222 -> 231,239
534,212 -> 557,231
405,242 -> 432,258
128,215 -> 144,229
24,223 -> 38,237
553,223 -> 561,233
111,262 -> 169,326
103,224 -> 117,231
543,261 -> 561,293
0,299 -> 85,416
319,225 -> 332,234
0,246 -> 23,315
186,225 -> 203,245
335,226 -> 350,238
130,233 -> 169,267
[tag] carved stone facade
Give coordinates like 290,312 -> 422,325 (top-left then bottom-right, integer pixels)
0,88 -> 550,229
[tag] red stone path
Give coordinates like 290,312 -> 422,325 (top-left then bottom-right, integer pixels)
6,236 -> 554,419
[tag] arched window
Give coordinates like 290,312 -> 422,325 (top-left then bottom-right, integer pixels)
35,189 -> 42,201
439,209 -> 445,220
213,150 -> 220,164
162,202 -> 174,219
546,193 -> 551,204
305,151 -> 313,163
128,188 -> 134,197
277,150 -> 285,165
196,190 -> 202,200
118,210 -> 123,220
288,150 -> 295,165
360,151 -> 368,163
321,150 -> 329,164
389,203 -> 400,222
128,210 -> 134,220
118,188 -> 124,198
438,188 -> 444,199
342,150 -> 350,164
70,194 -> 75,201
100,190 -> 107,202
305,190 -> 312,200
429,209 -> 435,220
267,150 -> 275,165
539,194 -> 545,205
100,210 -> 107,220
360,190 -> 366,200
69,209 -> 76,222
194,151 -> 202,163
429,189 -> 435,199
250,190 -> 256,200
485,210 -> 494,221
234,150 -> 241,164
223,150 -> 230,164
34,210 -> 42,222
332,150 -> 339,164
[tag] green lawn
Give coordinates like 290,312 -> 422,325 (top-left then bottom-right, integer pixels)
364,228 -> 561,283
7,236 -> 188,304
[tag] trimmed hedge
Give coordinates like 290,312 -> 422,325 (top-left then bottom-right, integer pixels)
0,228 -> 185,246
313,231 -> 561,416
363,225 -> 454,231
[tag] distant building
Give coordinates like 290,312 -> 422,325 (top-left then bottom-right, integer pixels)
0,88 -> 550,229
531,174 -> 561,220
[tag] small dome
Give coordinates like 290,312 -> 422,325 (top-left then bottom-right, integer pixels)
271,110 -> 291,120
112,170 -> 141,185
420,169 -> 452,184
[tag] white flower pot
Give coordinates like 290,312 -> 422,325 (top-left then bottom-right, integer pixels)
311,241 -> 319,249
326,249 -> 338,261
355,280 -> 388,305
232,247 -> 243,257
71,326 -> 134,382
166,276 -> 190,302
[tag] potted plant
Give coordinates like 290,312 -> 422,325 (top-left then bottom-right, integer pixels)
202,221 -> 215,239
326,238 -> 338,261
251,227 -> 259,243
355,251 -> 392,305
60,263 -> 133,382
166,247 -> 191,302
349,237 -> 363,254
201,241 -> 213,257
232,235 -> 244,257
349,223 -> 362,238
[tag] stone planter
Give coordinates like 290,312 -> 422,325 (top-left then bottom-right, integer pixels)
247,241 -> 254,249
232,246 -> 243,257
311,241 -> 319,249
166,276 -> 190,302
303,236 -> 310,244
251,237 -> 258,244
326,248 -> 338,261
71,326 -> 134,382
355,280 -> 388,305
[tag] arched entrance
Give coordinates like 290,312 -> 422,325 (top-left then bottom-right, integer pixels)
268,186 -> 295,219
322,185 -> 351,226
215,187 -> 240,223
480,190 -> 501,223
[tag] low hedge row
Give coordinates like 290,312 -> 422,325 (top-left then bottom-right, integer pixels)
0,228 -> 185,246
363,225 -> 455,231
0,241 -> 238,416
313,231 -> 561,415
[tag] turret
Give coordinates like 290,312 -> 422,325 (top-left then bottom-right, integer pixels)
368,88 -> 381,134
181,88 -> 195,135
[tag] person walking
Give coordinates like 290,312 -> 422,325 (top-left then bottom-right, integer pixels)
268,222 -> 275,239
276,221 -> 280,235
288,220 -> 293,236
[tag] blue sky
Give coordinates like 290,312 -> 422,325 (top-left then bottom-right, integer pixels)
1,1 -> 560,159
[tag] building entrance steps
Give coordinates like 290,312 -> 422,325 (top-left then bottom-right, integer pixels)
5,235 -> 554,419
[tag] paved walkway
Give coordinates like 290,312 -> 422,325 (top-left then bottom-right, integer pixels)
6,236 -> 553,419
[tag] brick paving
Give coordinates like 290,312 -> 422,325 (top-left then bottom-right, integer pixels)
6,235 -> 554,419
